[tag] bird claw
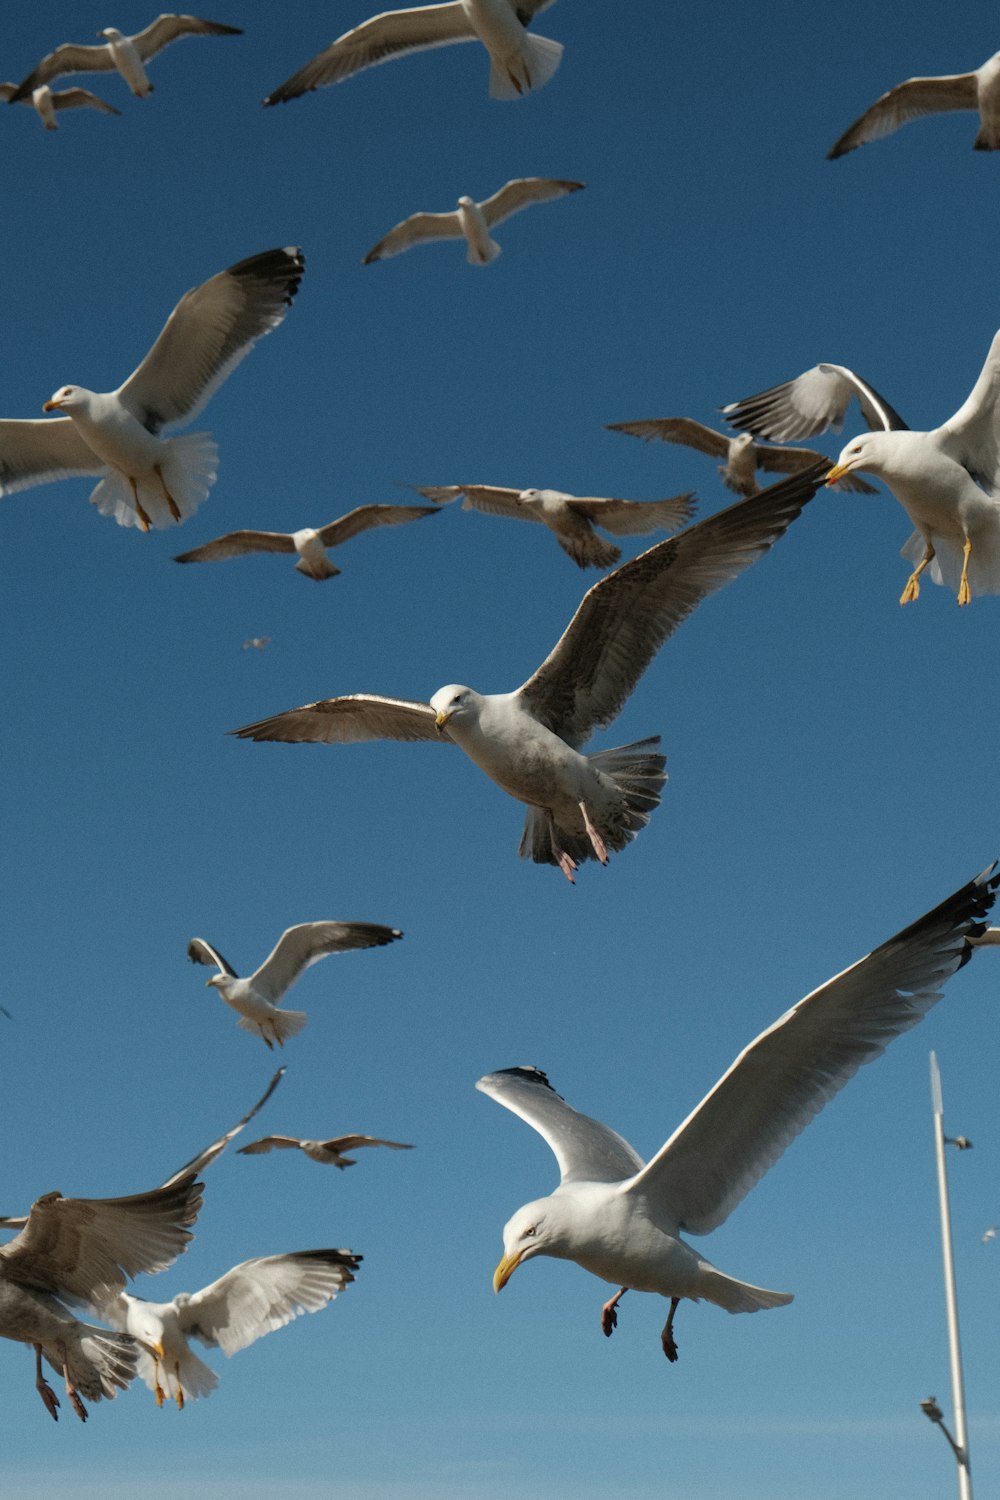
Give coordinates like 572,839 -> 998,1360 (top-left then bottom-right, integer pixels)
68,1390 -> 88,1423
661,1331 -> 679,1363
601,1305 -> 618,1337
36,1379 -> 60,1422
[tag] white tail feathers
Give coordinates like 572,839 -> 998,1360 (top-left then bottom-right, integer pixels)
237,1007 -> 308,1046
295,555 -> 340,581
696,1260 -> 794,1315
50,1326 -> 138,1403
89,431 -> 219,530
488,33 -> 563,100
468,238 -> 502,265
901,527 -> 1000,597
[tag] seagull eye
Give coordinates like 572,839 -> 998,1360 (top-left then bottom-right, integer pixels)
523,1226 -> 536,1239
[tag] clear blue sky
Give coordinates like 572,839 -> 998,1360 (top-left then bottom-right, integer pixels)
2,3 -> 999,1495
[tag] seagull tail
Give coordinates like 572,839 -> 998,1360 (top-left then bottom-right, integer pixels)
467,239 -> 502,266
488,34 -> 563,100
238,1008 -> 308,1046
44,1325 -> 138,1403
88,433 -> 219,530
136,1345 -> 218,1404
295,555 -> 341,581
695,1261 -> 794,1316
518,738 -> 667,868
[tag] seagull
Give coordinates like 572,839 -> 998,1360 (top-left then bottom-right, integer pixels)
241,637 -> 272,652
9,15 -> 243,101
101,1249 -> 360,1408
605,417 -> 877,498
828,50 -> 1000,158
0,248 -> 303,533
0,81 -> 121,129
723,336 -> 1000,605
0,1173 -> 202,1422
187,921 -> 404,1048
239,1134 -> 413,1169
413,484 -> 695,568
480,864 -> 998,1361
363,179 -> 584,266
264,0 -> 562,106
983,1226 -> 998,1244
175,503 -> 439,580
232,468 -> 821,882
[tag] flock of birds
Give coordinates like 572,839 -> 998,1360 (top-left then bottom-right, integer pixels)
3,0 -> 1000,1439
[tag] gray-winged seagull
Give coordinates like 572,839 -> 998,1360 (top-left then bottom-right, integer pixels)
239,1134 -> 413,1168
363,179 -> 583,265
0,81 -> 121,128
9,15 -> 242,101
828,50 -> 1000,158
175,503 -> 438,580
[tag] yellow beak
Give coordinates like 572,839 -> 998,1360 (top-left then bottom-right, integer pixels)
42,399 -> 63,413
435,710 -> 451,730
824,462 -> 849,486
493,1250 -> 523,1292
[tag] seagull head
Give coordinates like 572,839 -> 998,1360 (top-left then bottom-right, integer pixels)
825,432 -> 886,486
43,385 -> 87,414
430,684 -> 479,733
494,1197 -> 573,1290
98,28 -> 125,41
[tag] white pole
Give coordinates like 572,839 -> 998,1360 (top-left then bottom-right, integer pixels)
929,1050 -> 973,1500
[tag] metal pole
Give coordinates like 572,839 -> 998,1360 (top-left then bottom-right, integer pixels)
929,1050 -> 973,1500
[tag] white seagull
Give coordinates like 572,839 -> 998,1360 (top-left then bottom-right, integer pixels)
9,15 -> 243,101
232,469 -> 821,882
413,484 -> 695,568
264,0 -> 562,106
828,50 -> 1000,158
0,1174 -> 202,1422
239,1134 -> 413,1169
0,247 -> 304,533
101,1249 -> 360,1408
723,334 -> 1000,604
605,417 -> 877,498
363,179 -> 583,265
175,503 -> 439,580
0,81 -> 121,129
481,865 -> 998,1361
187,921 -> 403,1048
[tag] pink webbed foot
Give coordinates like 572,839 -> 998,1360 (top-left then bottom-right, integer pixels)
601,1287 -> 627,1337
661,1296 -> 680,1363
33,1345 -> 60,1422
578,801 -> 609,865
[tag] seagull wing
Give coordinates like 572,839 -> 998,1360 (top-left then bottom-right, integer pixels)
828,73 -> 979,159
159,1070 -> 286,1188
116,247 -> 305,433
625,865 -> 998,1234
249,921 -> 402,1002
935,326 -> 1000,491
363,211 -> 463,263
753,440 -> 878,487
187,937 -> 238,977
606,417 -> 730,457
174,530 -> 297,563
178,1250 -> 361,1355
449,485 -> 541,522
319,1136 -> 413,1153
264,4 -> 475,104
131,14 -> 243,60
723,363 -> 908,441
231,693 -> 445,745
477,1067 -> 645,1185
478,178 -> 585,228
0,1175 -> 203,1304
53,87 -> 122,115
316,504 -> 438,546
10,43 -> 116,98
569,494 -> 698,536
411,484 -> 463,505
516,466 -> 821,744
0,417 -> 105,496
236,1136 -> 302,1156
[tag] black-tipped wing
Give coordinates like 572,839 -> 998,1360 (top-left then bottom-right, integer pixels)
627,866 -> 998,1235
478,178 -> 584,228
936,327 -> 1000,491
723,363 -> 908,442
232,693 -> 445,745
174,530 -> 297,563
159,1069 -> 285,1188
10,44 -> 117,98
0,417 -> 104,497
187,937 -> 237,976
316,503 -> 439,545
607,416 -> 731,457
828,72 -> 979,159
54,87 -> 122,115
570,494 -> 697,536
477,1067 -> 645,1186
132,14 -> 243,61
363,210 -> 463,263
179,1249 -> 361,1354
250,921 -> 402,1002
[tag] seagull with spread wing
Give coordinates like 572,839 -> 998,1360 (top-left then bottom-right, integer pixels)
0,1174 -> 202,1422
101,1249 -> 360,1408
9,15 -> 242,101
0,246 -> 303,532
828,49 -> 1000,158
264,0 -> 562,106
0,81 -> 121,129
175,503 -> 438,580
481,865 -> 998,1361
363,179 -> 583,265
239,1134 -> 413,1169
723,332 -> 1000,604
232,469 -> 821,882
187,922 -> 403,1048
413,484 -> 695,568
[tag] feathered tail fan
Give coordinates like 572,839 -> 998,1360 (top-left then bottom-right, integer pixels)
488,33 -> 563,100
89,431 -> 219,529
518,737 -> 667,867
467,239 -> 502,265
694,1259 -> 794,1316
45,1325 -> 138,1403
295,555 -> 340,581
237,1008 -> 308,1046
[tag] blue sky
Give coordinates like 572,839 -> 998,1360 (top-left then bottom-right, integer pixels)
2,2 -> 999,1495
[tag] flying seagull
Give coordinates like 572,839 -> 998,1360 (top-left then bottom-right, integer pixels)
828,50 -> 1000,158
0,247 -> 303,532
9,15 -> 243,101
241,637 -> 272,652
605,417 -> 877,498
264,0 -> 562,106
175,503 -> 439,580
413,484 -> 696,568
238,1134 -> 413,1169
723,335 -> 1000,604
187,921 -> 403,1048
232,468 -> 821,882
0,81 -> 121,129
101,1249 -> 360,1408
363,179 -> 584,265
480,864 -> 998,1361
0,1173 -> 202,1422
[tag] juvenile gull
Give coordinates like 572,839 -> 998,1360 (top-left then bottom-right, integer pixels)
264,0 -> 562,105
605,416 -> 876,497
175,503 -> 438,580
0,81 -> 120,128
414,483 -> 695,568
232,469 -> 821,882
828,50 -> 1000,158
239,1134 -> 413,1169
0,247 -> 304,532
481,865 -> 998,1360
363,179 -> 584,266
724,334 -> 1000,604
187,921 -> 403,1048
10,15 -> 242,100
101,1249 -> 360,1408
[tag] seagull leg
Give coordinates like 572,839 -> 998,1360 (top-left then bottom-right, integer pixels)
660,1297 -> 680,1363
152,1354 -> 166,1408
578,802 -> 609,865
174,1365 -> 184,1411
257,1025 -> 275,1051
899,540 -> 934,605
601,1287 -> 628,1337
958,538 -> 973,607
127,476 -> 152,533
56,1341 -> 88,1422
33,1344 -> 60,1422
154,464 -> 183,523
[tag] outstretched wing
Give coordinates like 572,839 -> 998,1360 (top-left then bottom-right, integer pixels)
174,530 -> 297,563
159,1070 -> 286,1188
0,417 -> 104,497
478,178 -> 584,228
606,416 -> 731,457
363,211 -> 463,263
476,1067 -> 645,1186
232,692 -> 445,745
569,493 -> 697,537
316,504 -> 438,545
179,1249 -> 361,1354
935,326 -> 1000,492
828,72 -> 979,159
723,363 -> 908,441
187,937 -> 237,976
10,43 -> 117,98
132,14 -> 243,61
250,921 -> 402,1002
